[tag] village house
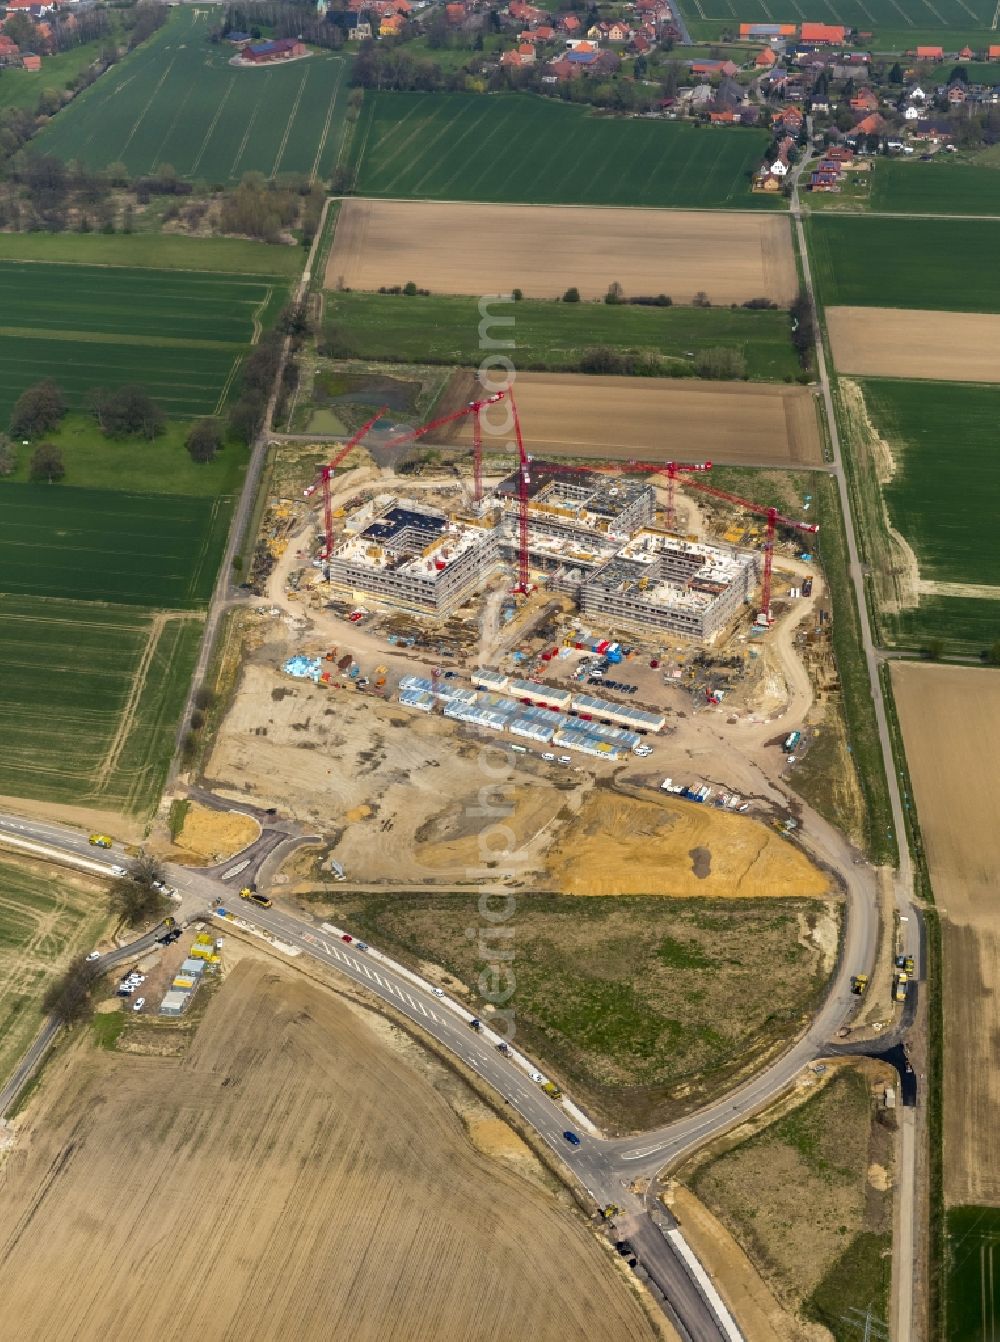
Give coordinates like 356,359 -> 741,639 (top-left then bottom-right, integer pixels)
915,45 -> 944,60
799,22 -> 846,45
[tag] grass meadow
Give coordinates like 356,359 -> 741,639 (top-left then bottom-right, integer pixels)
351,92 -> 776,208
324,292 -> 800,380
35,7 -> 352,183
320,892 -> 830,1129
808,215 -> 1000,312
0,598 -> 201,812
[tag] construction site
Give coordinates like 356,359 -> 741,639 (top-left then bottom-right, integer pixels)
277,389 -> 818,647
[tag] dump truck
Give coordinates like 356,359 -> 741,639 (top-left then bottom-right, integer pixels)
894,972 -> 908,1002
541,1080 -> 562,1099
850,974 -> 868,995
240,886 -> 272,909
89,833 -> 113,849
895,953 -> 915,975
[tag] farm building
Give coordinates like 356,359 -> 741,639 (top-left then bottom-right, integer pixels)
242,38 -> 307,63
739,21 -> 795,37
160,989 -> 190,1016
800,22 -> 845,45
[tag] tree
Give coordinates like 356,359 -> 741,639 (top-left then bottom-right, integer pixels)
0,435 -> 15,477
605,280 -> 624,305
10,379 -> 67,438
42,956 -> 94,1024
922,638 -> 945,661
90,385 -> 165,439
29,442 -> 65,482
562,286 -> 581,302
108,850 -> 168,927
692,291 -> 711,307
986,640 -> 1000,666
403,280 -> 419,296
888,62 -> 904,84
186,417 -> 223,463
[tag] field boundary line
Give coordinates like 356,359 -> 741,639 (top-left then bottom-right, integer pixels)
93,614 -> 167,789
0,325 -> 241,352
191,75 -> 236,176
119,55 -> 177,157
310,61 -> 344,183
272,66 -> 310,179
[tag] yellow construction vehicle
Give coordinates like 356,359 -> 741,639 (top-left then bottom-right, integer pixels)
240,886 -> 272,909
601,1204 -> 620,1220
541,1080 -> 562,1099
850,974 -> 868,995
89,833 -> 113,849
894,972 -> 908,1003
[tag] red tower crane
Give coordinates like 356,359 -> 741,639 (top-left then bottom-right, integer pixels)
304,405 -> 391,563
527,458 -> 815,624
381,389 -> 507,506
382,388 -> 534,593
678,478 -> 819,624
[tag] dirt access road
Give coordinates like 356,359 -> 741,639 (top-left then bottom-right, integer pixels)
328,198 -> 799,305
0,958 -> 658,1342
446,371 -> 824,468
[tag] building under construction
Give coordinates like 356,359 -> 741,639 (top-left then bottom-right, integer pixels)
326,474 -> 758,638
494,462 -> 655,542
579,532 -> 758,641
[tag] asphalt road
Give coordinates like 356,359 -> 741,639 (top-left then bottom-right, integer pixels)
792,160 -> 920,1340
0,806 -> 885,1342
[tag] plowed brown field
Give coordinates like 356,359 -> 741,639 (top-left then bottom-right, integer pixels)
328,199 -> 798,305
450,371 -> 823,466
0,960 -> 657,1341
892,662 -> 1000,1204
827,307 -> 1000,382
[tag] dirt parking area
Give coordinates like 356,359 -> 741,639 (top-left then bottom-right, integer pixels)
449,372 -> 823,467
892,661 -> 1000,1204
327,199 -> 798,305
206,660 -> 571,885
827,307 -> 1000,383
0,959 -> 656,1341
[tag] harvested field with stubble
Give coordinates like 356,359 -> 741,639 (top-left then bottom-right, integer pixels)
891,662 -> 1000,1206
0,959 -> 656,1342
328,199 -> 798,305
449,371 -> 823,467
827,308 -> 1000,383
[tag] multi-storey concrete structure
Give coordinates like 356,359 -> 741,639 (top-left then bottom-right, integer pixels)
580,532 -> 758,641
328,500 -> 500,615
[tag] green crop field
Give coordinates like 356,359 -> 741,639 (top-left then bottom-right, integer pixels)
846,378 -> 1000,652
871,158 -> 1000,215
946,1206 -> 1000,1342
809,216 -> 1000,312
0,597 -> 201,812
0,259 -> 284,424
351,92 -> 777,208
324,292 -> 800,380
678,0 -> 997,47
0,484 -> 231,609
35,7 -> 352,183
0,857 -> 110,1087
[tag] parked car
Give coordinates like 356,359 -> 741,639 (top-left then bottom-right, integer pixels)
85,951 -> 101,962
132,997 -> 145,1013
